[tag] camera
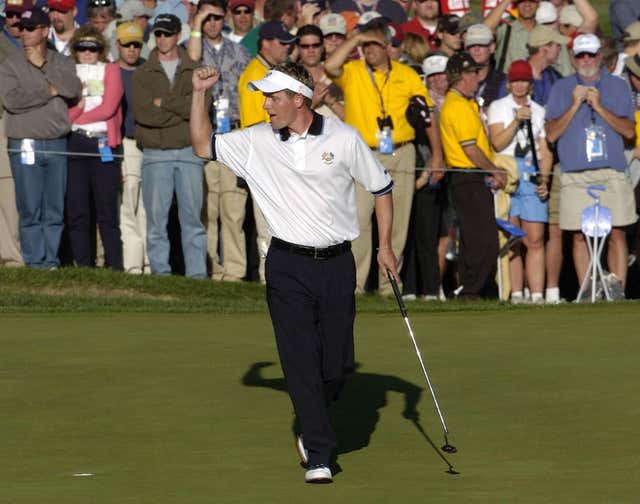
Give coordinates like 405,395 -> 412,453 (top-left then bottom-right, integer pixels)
377,116 -> 394,130
524,172 -> 541,185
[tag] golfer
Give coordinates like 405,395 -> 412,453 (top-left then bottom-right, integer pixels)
191,62 -> 398,484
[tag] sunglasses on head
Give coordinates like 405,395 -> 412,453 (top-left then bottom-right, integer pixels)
154,30 -> 176,37
205,13 -> 225,21
298,42 -> 322,49
89,0 -> 112,6
5,11 -> 22,19
121,41 -> 143,49
74,45 -> 102,52
232,7 -> 252,15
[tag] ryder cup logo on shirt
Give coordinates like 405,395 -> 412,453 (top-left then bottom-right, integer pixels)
321,152 -> 335,165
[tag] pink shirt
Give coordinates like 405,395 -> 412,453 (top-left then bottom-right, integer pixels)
68,62 -> 124,148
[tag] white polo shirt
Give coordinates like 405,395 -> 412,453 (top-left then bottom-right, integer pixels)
213,113 -> 393,248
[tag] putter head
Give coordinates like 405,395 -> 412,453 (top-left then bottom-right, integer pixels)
441,444 -> 457,454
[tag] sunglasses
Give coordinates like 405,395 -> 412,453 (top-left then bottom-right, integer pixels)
18,25 -> 43,32
575,52 -> 598,60
154,30 -> 177,37
120,41 -> 143,49
325,33 -> 345,40
5,11 -> 21,19
298,42 -> 322,49
415,0 -> 438,3
74,45 -> 102,52
205,13 -> 225,21
232,7 -> 252,15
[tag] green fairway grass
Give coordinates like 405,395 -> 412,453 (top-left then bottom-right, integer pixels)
3,307 -> 639,503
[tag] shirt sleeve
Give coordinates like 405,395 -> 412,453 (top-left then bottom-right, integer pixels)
487,98 -> 509,126
452,101 -> 482,146
348,128 -> 393,195
214,127 -> 252,178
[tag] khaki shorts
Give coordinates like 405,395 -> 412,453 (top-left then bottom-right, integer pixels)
547,163 -> 561,225
559,168 -> 638,230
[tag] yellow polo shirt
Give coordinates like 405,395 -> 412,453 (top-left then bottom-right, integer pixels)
440,89 -> 494,168
332,60 -> 432,148
635,110 -> 640,146
238,56 -> 270,128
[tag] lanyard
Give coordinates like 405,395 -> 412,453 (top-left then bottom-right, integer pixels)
576,73 -> 600,126
365,63 -> 390,117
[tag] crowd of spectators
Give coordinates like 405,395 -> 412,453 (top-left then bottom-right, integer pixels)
0,0 -> 639,303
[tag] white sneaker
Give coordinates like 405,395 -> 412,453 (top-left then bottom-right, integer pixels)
402,294 -> 417,302
422,295 -> 439,301
295,435 -> 308,466
305,464 -> 332,484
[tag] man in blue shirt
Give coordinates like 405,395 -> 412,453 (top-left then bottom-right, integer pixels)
546,34 -> 637,291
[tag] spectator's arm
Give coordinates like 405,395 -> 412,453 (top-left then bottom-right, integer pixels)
539,137 -> 553,178
42,55 -> 82,99
489,119 -> 519,152
462,143 -> 507,188
324,33 -> 367,78
483,0 -> 511,32
187,6 -> 217,62
574,0 -> 599,34
68,102 -> 84,123
592,102 -> 636,140
131,70 -> 183,128
73,63 -> 124,124
0,64 -> 51,112
161,84 -> 209,120
425,111 -> 445,183
545,101 -> 581,143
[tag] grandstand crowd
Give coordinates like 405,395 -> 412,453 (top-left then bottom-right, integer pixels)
0,0 -> 639,303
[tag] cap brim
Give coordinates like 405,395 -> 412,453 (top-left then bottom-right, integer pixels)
248,79 -> 286,95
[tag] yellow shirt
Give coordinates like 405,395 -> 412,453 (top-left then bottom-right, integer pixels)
440,89 -> 494,168
238,56 -> 270,128
332,60 -> 432,148
635,110 -> 640,146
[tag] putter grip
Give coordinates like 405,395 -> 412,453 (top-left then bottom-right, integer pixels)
387,270 -> 408,318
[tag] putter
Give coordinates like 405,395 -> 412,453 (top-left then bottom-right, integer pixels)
387,270 -> 457,454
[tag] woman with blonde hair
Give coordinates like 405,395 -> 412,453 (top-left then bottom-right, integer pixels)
67,25 -> 124,270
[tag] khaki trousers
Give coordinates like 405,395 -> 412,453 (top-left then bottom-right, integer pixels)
352,143 -> 415,295
120,138 -> 148,273
204,160 -> 248,281
0,116 -> 22,266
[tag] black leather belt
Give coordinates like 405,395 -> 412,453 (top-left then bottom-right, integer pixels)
270,237 -> 351,260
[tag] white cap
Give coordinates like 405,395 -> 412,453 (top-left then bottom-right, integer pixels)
572,33 -> 601,55
357,10 -> 382,27
248,69 -> 313,99
559,5 -> 583,27
464,24 -> 493,47
535,1 -> 558,24
319,13 -> 346,36
119,0 -> 154,20
422,54 -> 448,77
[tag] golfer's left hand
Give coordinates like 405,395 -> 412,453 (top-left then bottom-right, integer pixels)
378,248 -> 398,282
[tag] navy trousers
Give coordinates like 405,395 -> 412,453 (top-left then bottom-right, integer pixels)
265,244 -> 356,466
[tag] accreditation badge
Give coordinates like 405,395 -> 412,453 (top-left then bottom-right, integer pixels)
585,125 -> 607,163
378,126 -> 394,155
214,97 -> 231,134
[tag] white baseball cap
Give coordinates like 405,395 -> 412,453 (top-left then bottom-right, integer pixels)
464,24 -> 493,47
422,54 -> 448,77
572,33 -> 601,55
319,13 -> 346,36
248,70 -> 313,99
559,5 -> 583,27
357,10 -> 382,27
535,1 -> 558,24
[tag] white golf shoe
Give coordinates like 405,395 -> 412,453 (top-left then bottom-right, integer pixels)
305,464 -> 332,484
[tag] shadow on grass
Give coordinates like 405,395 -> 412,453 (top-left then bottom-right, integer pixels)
242,362 -> 458,474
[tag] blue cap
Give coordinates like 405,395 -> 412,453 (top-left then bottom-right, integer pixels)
259,20 -> 296,43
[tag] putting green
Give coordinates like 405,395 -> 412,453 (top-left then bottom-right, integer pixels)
2,307 -> 639,503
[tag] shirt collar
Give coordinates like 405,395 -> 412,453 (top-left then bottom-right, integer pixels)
278,111 -> 324,141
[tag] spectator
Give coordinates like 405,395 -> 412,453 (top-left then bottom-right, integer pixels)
0,7 -> 82,268
47,0 -> 77,56
296,24 -> 344,119
298,0 -> 327,27
488,60 -> 552,304
535,1 -> 558,26
464,23 -> 505,109
402,51 -> 451,301
241,0 -> 298,58
318,12 -> 346,57
403,32 -> 429,71
153,0 -> 188,25
436,14 -> 462,58
188,0 -> 251,282
116,21 -> 149,274
490,0 -> 539,74
525,25 -> 567,105
117,0 -> 153,59
87,0 -> 117,36
612,21 -> 640,77
325,17 -> 443,295
546,34 -> 637,291
66,26 -> 124,270
401,0 -> 439,50
439,52 -> 507,299
558,2 -> 598,38
387,22 -> 405,62
0,0 -> 32,268
331,0 -> 406,25
624,54 -> 640,264
132,13 -> 210,278
226,0 -> 255,43
610,0 -> 640,50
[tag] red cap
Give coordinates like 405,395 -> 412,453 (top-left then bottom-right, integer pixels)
228,0 -> 255,11
48,0 -> 76,11
507,60 -> 533,82
5,0 -> 34,14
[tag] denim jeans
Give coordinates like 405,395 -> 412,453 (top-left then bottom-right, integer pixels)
8,137 -> 67,268
141,147 -> 207,278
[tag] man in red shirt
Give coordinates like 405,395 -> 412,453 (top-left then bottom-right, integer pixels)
401,0 -> 439,49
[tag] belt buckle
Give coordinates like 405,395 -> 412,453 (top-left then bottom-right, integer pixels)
313,247 -> 319,260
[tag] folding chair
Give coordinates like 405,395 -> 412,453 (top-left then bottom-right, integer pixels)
494,191 -> 526,301
576,185 -> 613,303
